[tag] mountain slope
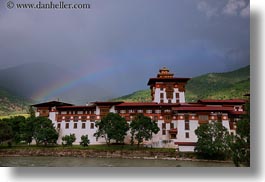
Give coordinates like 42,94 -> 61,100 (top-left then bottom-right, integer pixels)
0,87 -> 30,115
111,65 -> 250,102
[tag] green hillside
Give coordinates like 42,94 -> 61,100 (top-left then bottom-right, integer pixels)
111,65 -> 250,102
0,88 -> 30,115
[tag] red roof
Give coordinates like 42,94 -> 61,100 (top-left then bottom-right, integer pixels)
198,99 -> 246,104
57,105 -> 96,110
229,111 -> 247,115
116,102 -> 159,107
172,106 -> 234,111
91,101 -> 124,106
116,102 -> 181,107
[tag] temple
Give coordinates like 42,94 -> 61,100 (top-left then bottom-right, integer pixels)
32,67 -> 246,152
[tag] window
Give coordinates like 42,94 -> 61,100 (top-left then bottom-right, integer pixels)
170,123 -> 174,129
170,134 -> 176,139
175,93 -> 179,99
57,123 -> 61,129
162,123 -> 166,129
160,87 -> 163,91
90,116 -> 96,122
185,121 -> 190,130
65,116 -> 70,122
73,116 -> 79,122
217,114 -> 222,122
185,132 -> 189,138
162,130 -> 166,135
65,123 -> 69,129
155,110 -> 161,114
160,99 -> 164,103
90,122 -> 94,129
184,115 -> 190,130
168,99 -> 171,103
74,123 -> 78,129
199,115 -> 209,121
81,116 -> 86,122
82,123 -> 86,129
146,110 -> 152,114
160,93 -> 164,99
165,115 -> 172,122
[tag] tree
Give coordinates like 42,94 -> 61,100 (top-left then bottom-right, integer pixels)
230,102 -> 250,167
0,120 -> 13,145
94,113 -> 129,145
80,135 -> 90,147
28,106 -> 36,118
62,134 -> 76,146
7,116 -> 26,144
130,114 -> 160,147
33,117 -> 59,146
195,122 -> 231,160
20,117 -> 35,145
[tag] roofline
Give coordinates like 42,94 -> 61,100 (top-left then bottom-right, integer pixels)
147,77 -> 190,85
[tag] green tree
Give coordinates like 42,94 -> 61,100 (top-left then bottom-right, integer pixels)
94,113 -> 129,145
0,120 -> 13,145
62,134 -> 76,146
20,117 -> 35,145
195,122 -> 231,160
80,135 -> 90,147
28,106 -> 36,118
130,114 -> 160,147
33,117 -> 58,146
6,116 -> 26,144
230,103 -> 250,167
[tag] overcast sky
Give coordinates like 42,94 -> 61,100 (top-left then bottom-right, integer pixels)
0,0 -> 250,102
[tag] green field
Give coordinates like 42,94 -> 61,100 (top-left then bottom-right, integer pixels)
0,113 -> 30,119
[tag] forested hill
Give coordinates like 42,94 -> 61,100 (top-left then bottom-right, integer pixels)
111,65 -> 250,102
0,87 -> 30,115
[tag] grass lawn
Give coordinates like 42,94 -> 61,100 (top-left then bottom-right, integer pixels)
0,113 -> 30,119
0,143 -> 176,153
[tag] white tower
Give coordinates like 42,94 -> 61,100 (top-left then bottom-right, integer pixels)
147,67 -> 190,104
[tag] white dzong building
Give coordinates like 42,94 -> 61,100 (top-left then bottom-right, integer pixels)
33,67 -> 246,152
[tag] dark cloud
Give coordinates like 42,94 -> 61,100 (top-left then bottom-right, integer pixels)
0,0 -> 250,102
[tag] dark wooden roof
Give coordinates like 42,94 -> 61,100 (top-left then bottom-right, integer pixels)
31,101 -> 73,107
172,106 -> 234,111
147,77 -> 190,85
198,99 -> 246,104
57,105 -> 96,110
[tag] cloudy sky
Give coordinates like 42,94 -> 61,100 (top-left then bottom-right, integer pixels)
0,0 -> 250,102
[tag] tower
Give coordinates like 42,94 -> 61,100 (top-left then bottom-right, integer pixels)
147,67 -> 190,104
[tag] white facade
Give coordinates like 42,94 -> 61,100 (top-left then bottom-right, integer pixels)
153,88 -> 185,103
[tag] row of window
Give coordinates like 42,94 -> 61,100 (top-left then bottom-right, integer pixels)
57,122 -> 95,129
58,111 -> 96,115
117,109 -> 171,114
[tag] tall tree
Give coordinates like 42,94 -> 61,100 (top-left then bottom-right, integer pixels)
33,117 -> 58,146
6,116 -> 26,144
195,122 -> 231,160
230,102 -> 250,167
0,120 -> 13,144
20,117 -> 35,145
130,114 -> 160,147
94,113 -> 129,145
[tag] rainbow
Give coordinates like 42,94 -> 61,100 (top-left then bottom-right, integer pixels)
32,61 -> 116,102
